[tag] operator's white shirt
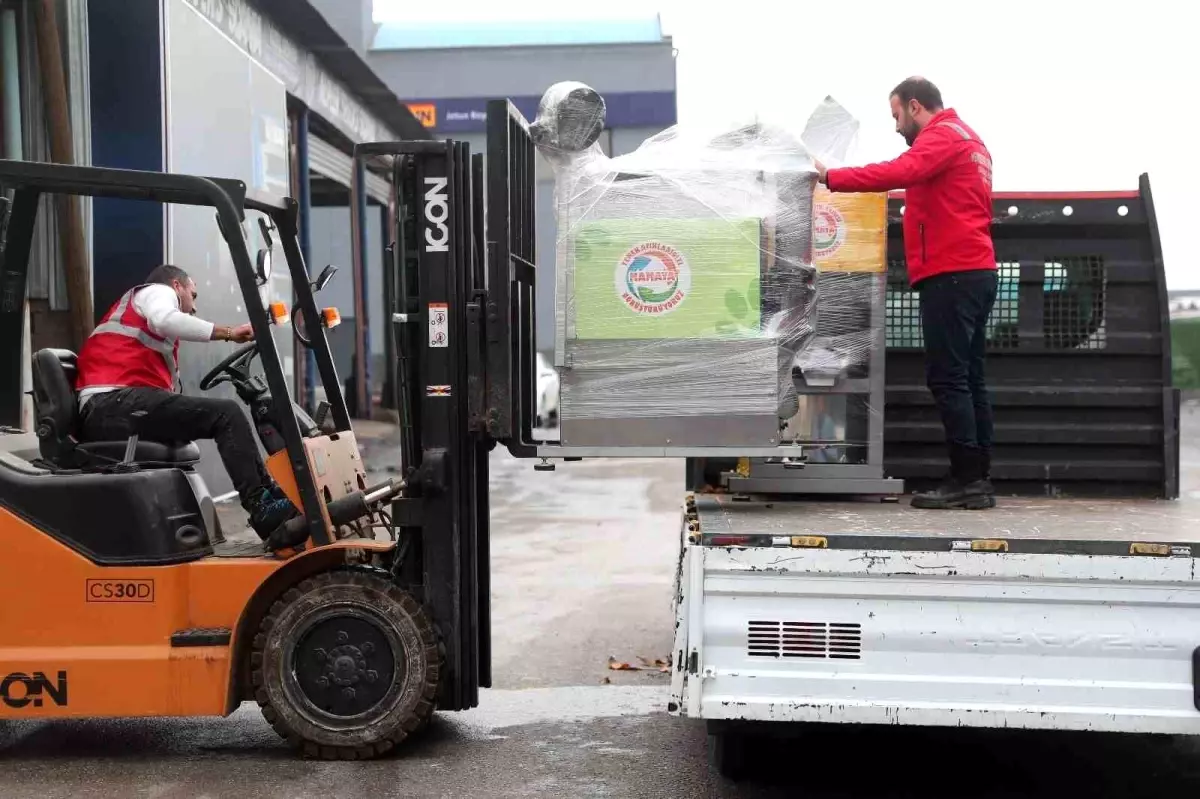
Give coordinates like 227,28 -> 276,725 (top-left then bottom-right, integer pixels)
78,284 -> 216,406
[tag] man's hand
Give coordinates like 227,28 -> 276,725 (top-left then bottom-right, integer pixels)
814,159 -> 828,185
211,323 -> 255,343
229,323 -> 255,343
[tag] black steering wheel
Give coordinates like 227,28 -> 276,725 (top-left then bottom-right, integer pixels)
199,341 -> 260,391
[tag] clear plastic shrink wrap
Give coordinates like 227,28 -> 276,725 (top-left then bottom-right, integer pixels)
531,82 -> 887,449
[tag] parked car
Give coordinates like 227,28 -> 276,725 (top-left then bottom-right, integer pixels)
536,352 -> 559,427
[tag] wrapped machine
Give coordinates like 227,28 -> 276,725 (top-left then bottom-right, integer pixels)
532,82 -> 902,494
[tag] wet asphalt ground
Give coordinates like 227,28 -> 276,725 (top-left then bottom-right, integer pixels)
2,409 -> 1200,798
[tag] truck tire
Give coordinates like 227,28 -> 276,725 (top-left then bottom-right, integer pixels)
251,569 -> 441,760
708,729 -> 749,781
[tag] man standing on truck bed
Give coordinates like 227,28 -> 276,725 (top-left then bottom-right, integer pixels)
816,77 -> 998,509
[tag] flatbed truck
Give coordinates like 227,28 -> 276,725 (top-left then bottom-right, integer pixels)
669,485 -> 1200,777
657,173 -> 1186,779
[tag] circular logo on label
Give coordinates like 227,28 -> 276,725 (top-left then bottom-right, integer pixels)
813,203 -> 846,259
614,242 -> 690,315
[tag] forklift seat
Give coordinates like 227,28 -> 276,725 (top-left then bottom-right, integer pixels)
31,348 -> 201,469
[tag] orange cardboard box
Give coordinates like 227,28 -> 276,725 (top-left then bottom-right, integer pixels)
812,187 -> 887,273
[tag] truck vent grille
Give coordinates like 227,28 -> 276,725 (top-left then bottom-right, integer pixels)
747,621 -> 862,660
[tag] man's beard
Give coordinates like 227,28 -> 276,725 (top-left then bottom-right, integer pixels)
902,125 -> 918,147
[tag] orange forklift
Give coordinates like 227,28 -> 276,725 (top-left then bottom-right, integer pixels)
0,160 -> 440,759
0,98 -> 543,761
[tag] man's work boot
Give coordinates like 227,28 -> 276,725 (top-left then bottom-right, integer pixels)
910,445 -> 993,510
246,486 -> 300,540
910,478 -> 993,510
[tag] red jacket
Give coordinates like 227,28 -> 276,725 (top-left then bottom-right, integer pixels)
825,108 -> 995,286
76,285 -> 179,393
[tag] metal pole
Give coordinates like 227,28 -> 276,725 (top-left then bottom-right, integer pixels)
1,8 -> 31,431
294,106 -> 316,410
288,109 -> 304,403
380,201 -> 394,410
0,191 -> 39,430
1,9 -> 21,160
33,0 -> 92,348
349,155 -> 369,418
358,160 -> 371,415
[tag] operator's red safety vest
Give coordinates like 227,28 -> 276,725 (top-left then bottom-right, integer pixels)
75,284 -> 180,393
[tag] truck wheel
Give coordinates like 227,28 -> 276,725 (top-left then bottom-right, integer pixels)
251,569 -> 441,760
708,729 -> 750,781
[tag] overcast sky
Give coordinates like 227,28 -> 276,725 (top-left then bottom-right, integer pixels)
374,0 -> 1195,289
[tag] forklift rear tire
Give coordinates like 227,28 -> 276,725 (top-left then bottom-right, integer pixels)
251,569 -> 441,760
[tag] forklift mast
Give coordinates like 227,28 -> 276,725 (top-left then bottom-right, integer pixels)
363,100 -> 540,712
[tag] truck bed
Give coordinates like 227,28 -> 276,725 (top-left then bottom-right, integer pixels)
693,492 -> 1200,553
677,490 -> 1200,737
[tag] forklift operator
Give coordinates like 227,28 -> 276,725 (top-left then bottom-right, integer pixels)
815,77 -> 998,510
75,264 -> 299,537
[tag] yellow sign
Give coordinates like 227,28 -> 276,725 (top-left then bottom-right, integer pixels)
407,103 -> 437,128
812,187 -> 887,273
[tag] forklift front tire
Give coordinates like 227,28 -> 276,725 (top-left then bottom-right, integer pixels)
251,569 -> 441,760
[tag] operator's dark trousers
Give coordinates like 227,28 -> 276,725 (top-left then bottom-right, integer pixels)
78,388 -> 270,506
917,269 -> 999,478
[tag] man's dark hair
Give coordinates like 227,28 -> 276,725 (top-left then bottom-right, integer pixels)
891,77 -> 943,112
146,264 -> 190,286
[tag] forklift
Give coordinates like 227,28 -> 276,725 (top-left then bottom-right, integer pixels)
0,99 -> 543,760
0,160 -> 434,759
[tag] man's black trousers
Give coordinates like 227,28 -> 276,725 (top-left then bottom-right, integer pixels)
917,268 -> 999,480
79,388 -> 270,506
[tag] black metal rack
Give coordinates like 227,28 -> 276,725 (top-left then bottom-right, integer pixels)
690,180 -> 1180,500
884,179 -> 1179,499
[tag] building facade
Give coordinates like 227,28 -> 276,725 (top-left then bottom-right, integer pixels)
365,14 -> 678,351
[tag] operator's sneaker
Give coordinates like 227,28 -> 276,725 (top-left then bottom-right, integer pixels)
247,487 -> 299,539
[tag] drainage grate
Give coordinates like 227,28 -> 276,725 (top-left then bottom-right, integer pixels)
747,621 -> 862,660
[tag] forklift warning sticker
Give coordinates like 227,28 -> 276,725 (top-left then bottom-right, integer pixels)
429,303 -> 449,348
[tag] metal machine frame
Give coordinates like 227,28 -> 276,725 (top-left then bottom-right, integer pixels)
729,262 -> 902,496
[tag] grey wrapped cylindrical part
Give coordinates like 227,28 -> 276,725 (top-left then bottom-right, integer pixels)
531,81 -> 606,156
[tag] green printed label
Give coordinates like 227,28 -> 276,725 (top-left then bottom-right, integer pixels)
571,218 -> 763,339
